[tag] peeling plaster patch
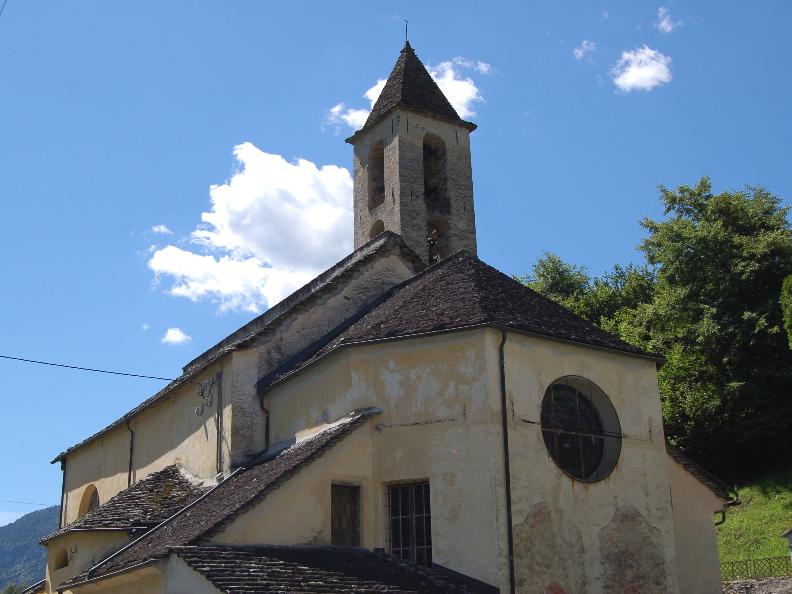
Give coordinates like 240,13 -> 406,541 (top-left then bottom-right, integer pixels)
380,360 -> 406,402
599,506 -> 667,594
457,349 -> 481,378
409,365 -> 443,415
514,502 -> 585,593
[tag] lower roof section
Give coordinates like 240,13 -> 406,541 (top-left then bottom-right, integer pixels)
174,544 -> 498,594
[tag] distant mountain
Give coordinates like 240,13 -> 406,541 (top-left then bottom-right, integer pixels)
0,506 -> 59,590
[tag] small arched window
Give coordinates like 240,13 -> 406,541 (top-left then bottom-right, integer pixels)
367,141 -> 385,211
53,547 -> 69,570
78,485 -> 100,518
423,133 -> 448,213
369,219 -> 385,240
540,376 -> 622,482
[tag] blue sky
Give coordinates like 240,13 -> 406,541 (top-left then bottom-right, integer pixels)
0,1 -> 790,525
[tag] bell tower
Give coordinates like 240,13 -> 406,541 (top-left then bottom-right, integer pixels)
346,42 -> 478,264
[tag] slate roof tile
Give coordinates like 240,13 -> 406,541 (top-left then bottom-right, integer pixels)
42,465 -> 210,543
60,409 -> 379,590
174,544 -> 496,594
351,42 -> 476,138
260,252 -> 659,391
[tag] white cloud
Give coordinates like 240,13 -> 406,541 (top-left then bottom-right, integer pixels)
656,7 -> 681,33
161,327 -> 191,345
151,224 -> 173,235
325,103 -> 371,131
450,57 -> 492,75
573,40 -> 596,60
141,322 -> 150,331
325,56 -> 490,130
611,45 -> 672,92
427,60 -> 486,119
149,142 -> 353,313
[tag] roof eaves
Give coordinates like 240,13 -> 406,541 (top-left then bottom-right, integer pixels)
259,322 -> 664,397
20,579 -> 45,594
345,106 -> 476,143
41,526 -> 149,545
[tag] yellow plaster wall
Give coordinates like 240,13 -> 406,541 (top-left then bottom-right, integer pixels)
165,554 -> 221,594
45,531 -> 130,594
503,330 -> 681,593
667,455 -> 723,594
258,330 -> 508,589
63,566 -> 164,594
61,361 -> 231,525
211,422 -> 374,547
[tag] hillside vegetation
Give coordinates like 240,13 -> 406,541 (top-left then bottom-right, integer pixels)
0,506 -> 59,590
717,469 -> 792,560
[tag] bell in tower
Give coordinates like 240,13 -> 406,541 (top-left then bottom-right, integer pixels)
346,42 -> 478,265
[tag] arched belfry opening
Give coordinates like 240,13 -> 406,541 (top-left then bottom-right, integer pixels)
368,141 -> 385,211
423,133 -> 448,213
427,217 -> 450,263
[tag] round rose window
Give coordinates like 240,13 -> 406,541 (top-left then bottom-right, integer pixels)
540,376 -> 622,482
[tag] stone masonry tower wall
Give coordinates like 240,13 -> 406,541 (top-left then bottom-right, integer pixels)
351,110 -> 476,264
347,43 -> 477,265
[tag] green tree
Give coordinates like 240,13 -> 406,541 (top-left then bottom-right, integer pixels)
521,178 -> 792,478
782,274 -> 792,349
632,178 -> 792,476
518,254 -> 655,333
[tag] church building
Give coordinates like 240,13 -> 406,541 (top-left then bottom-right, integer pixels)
30,42 -> 732,594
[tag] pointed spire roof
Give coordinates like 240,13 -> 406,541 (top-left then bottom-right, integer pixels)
349,42 -> 476,140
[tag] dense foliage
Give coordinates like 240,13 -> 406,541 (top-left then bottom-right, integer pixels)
521,178 -> 792,479
0,506 -> 59,591
782,275 -> 792,349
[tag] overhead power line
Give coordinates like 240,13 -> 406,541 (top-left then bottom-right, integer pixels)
0,499 -> 54,507
0,354 -> 177,382
0,0 -> 9,20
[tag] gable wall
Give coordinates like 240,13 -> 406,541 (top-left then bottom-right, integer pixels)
61,360 -> 230,526
45,531 -> 130,594
667,454 -> 723,593
258,329 -> 508,589
503,331 -> 680,593
61,565 -> 164,594
234,251 -> 419,465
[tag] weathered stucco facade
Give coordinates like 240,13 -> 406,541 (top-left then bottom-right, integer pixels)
35,41 -> 731,594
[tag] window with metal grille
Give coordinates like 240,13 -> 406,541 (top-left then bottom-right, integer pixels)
389,482 -> 432,567
540,376 -> 622,482
331,484 -> 360,546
